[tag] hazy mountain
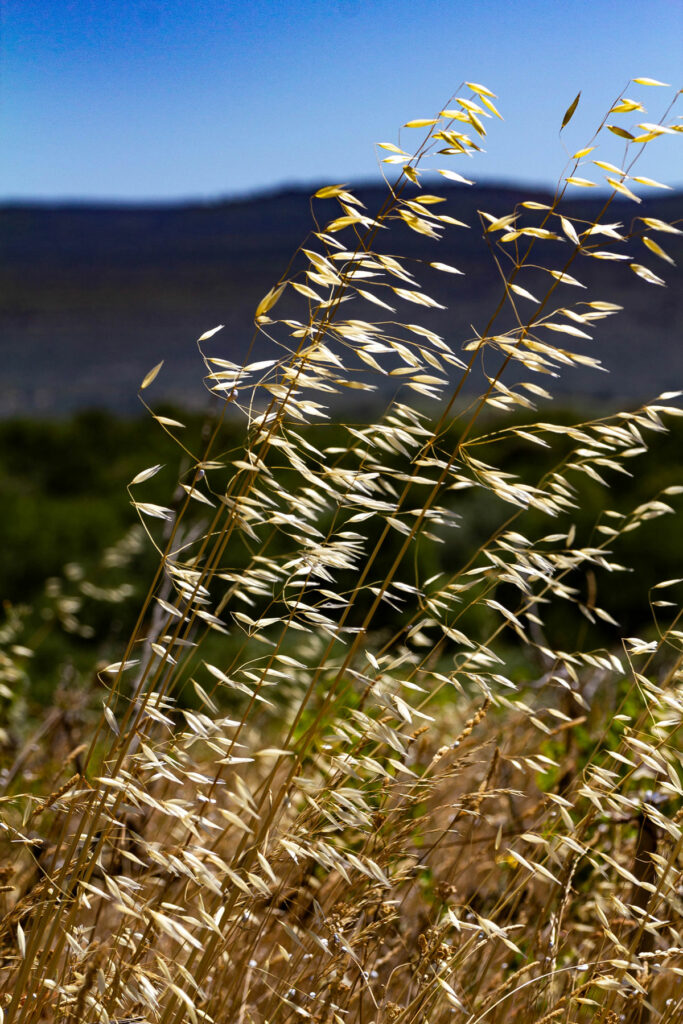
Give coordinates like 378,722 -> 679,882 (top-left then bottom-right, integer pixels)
1,184 -> 681,417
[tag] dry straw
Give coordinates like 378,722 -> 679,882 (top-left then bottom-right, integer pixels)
1,78 -> 682,1024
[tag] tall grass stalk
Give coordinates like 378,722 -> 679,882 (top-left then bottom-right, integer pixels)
1,79 -> 682,1024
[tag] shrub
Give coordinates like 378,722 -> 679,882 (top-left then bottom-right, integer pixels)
1,79 -> 682,1024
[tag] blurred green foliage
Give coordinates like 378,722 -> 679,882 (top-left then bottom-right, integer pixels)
0,408 -> 203,599
1,404 -> 681,707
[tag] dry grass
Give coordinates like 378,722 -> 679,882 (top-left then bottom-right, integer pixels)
1,80 -> 682,1024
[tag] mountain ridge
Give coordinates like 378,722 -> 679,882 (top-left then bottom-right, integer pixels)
2,183 -> 681,416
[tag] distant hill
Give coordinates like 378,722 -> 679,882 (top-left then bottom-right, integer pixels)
1,184 -> 681,416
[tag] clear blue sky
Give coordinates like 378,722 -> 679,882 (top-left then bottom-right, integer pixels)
2,0 -> 681,202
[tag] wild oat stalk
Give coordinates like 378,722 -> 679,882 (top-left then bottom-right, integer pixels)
1,78 -> 682,1024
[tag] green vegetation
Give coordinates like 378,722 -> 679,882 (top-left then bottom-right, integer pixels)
1,80 -> 682,1024
3,407 -> 682,706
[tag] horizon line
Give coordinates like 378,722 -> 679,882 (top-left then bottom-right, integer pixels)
2,175 -> 681,209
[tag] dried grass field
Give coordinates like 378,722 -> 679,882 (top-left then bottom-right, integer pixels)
1,81 -> 682,1024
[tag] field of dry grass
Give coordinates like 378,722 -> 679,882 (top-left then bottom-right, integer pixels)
1,80 -> 682,1024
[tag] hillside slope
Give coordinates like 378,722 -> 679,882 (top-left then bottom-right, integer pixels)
1,184 -> 681,415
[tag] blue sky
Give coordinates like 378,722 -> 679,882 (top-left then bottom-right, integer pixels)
2,0 -> 681,202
